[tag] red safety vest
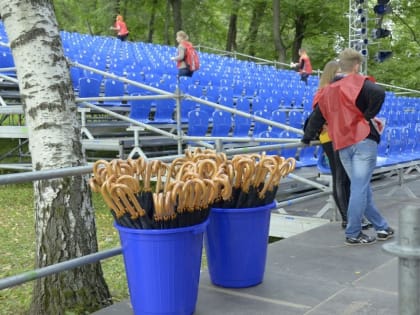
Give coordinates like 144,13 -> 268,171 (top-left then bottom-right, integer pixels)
318,74 -> 370,150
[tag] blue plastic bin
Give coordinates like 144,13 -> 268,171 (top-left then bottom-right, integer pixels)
204,202 -> 275,288
115,220 -> 208,315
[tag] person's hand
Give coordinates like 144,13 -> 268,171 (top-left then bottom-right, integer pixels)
300,138 -> 310,146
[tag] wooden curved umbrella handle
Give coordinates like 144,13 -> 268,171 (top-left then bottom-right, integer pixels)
213,174 -> 232,201
100,179 -> 125,218
197,159 -> 218,179
203,178 -> 217,207
116,175 -> 141,193
110,183 -> 146,219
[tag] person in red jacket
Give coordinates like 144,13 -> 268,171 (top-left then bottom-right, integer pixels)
302,48 -> 394,245
291,48 -> 313,85
110,15 -> 129,41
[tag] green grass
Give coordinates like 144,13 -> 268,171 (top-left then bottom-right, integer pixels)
0,184 -> 130,314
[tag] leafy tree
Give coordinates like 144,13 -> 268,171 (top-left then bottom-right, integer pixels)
0,0 -> 112,313
366,0 -> 420,92
49,0 -> 420,92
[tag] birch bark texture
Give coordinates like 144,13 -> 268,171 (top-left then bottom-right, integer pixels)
0,1 -> 112,313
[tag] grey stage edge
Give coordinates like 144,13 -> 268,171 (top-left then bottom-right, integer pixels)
93,179 -> 420,315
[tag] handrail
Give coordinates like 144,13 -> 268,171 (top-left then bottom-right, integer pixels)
0,247 -> 122,290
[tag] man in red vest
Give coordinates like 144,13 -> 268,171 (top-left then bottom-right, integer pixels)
302,48 -> 394,245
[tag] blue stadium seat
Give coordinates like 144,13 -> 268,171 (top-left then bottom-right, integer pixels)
129,96 -> 152,123
252,108 -> 271,136
83,68 -> 104,83
198,96 -> 216,116
70,67 -> 82,90
257,130 -> 281,155
211,110 -> 232,137
270,109 -> 287,134
288,110 -> 304,129
413,123 -> 420,159
278,130 -> 299,159
187,109 -> 210,136
235,97 -> 251,113
0,51 -> 16,76
78,77 -> 101,98
387,127 -> 403,159
187,84 -> 203,97
232,115 -> 252,137
152,99 -> 175,123
103,79 -> 126,106
297,145 -> 318,167
251,96 -> 265,113
180,99 -> 197,123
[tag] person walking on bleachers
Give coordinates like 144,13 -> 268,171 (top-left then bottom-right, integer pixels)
301,48 -> 394,245
291,48 -> 312,85
110,14 -> 129,41
170,30 -> 193,78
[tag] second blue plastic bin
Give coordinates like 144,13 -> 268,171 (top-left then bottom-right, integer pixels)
204,202 -> 275,288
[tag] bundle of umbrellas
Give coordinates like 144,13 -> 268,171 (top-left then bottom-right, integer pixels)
89,148 -> 232,229
212,153 -> 296,208
89,148 -> 296,229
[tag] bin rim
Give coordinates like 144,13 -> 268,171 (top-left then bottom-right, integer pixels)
114,219 -> 209,235
210,201 -> 276,214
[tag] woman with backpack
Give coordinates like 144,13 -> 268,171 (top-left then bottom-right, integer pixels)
171,30 -> 198,78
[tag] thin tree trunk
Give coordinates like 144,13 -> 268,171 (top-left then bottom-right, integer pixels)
169,0 -> 182,36
226,0 -> 240,52
245,0 -> 267,56
292,13 -> 306,62
0,1 -> 112,314
164,0 -> 171,44
147,0 -> 158,43
273,0 -> 286,64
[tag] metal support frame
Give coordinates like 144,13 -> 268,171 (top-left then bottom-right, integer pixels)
126,125 -> 147,160
349,0 -> 369,74
78,107 -> 94,139
313,174 -> 339,220
385,167 -> 419,199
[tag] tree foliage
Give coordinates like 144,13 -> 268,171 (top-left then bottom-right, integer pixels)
50,0 -> 419,93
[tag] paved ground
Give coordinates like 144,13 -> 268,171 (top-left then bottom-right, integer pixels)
93,172 -> 419,315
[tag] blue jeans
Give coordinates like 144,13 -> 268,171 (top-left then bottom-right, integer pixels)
339,139 -> 389,238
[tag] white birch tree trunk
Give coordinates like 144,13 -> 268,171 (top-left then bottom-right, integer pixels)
0,1 -> 112,313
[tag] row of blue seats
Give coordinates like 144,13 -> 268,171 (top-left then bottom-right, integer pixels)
182,108 -> 316,167
376,124 -> 420,165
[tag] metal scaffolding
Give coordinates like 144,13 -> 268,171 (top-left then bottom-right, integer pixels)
349,0 -> 369,74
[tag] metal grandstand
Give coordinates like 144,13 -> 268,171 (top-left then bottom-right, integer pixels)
1,21 -> 420,209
